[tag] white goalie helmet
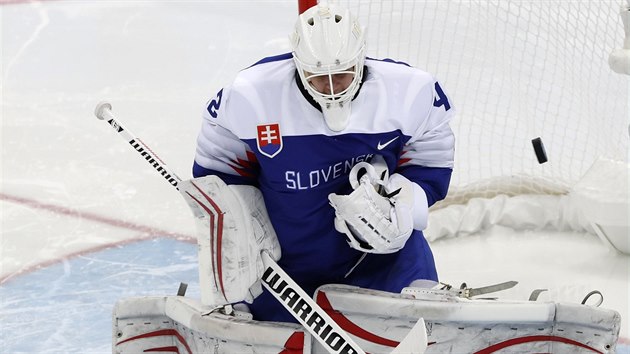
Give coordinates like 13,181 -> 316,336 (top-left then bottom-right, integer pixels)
290,2 -> 366,131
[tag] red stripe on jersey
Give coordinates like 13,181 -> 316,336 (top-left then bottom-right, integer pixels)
246,150 -> 258,163
229,163 -> 255,178
397,150 -> 412,166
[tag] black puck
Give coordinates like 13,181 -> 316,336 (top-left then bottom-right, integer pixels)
177,282 -> 188,296
532,137 -> 548,164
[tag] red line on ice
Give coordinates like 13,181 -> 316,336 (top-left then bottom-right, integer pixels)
1,192 -> 192,238
0,192 -> 195,284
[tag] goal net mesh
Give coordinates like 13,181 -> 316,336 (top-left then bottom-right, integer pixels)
323,0 -> 628,206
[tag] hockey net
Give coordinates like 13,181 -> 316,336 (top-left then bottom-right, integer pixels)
299,0 -> 629,237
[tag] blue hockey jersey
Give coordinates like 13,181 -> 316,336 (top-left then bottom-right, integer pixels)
193,53 -> 455,322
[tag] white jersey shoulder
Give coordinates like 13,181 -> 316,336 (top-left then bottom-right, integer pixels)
357,59 -> 448,136
197,55 -> 454,171
209,58 -> 300,139
359,58 -> 455,168
212,56 -> 452,140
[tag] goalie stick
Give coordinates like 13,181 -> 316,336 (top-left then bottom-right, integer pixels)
94,102 -> 181,190
93,101 -> 428,354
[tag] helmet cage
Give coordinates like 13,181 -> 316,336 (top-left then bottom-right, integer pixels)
294,49 -> 365,107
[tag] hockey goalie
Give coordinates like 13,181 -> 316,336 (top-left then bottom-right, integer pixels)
112,2 -> 621,353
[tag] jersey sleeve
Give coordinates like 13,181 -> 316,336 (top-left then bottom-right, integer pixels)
397,78 -> 455,206
193,86 -> 259,185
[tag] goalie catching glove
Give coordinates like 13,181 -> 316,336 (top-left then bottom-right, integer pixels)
328,157 -> 429,254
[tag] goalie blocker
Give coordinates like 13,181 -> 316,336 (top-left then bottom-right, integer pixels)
178,175 -> 281,308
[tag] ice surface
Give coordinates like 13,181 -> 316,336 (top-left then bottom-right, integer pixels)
1,239 -> 199,352
1,1 -> 628,352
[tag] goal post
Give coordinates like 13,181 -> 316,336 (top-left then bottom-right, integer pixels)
296,0 -> 629,246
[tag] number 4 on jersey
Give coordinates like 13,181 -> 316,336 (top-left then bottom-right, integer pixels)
433,81 -> 451,111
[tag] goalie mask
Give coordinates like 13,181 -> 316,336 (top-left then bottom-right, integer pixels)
290,2 -> 366,131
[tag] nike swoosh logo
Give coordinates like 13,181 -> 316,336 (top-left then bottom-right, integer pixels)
377,136 -> 399,150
